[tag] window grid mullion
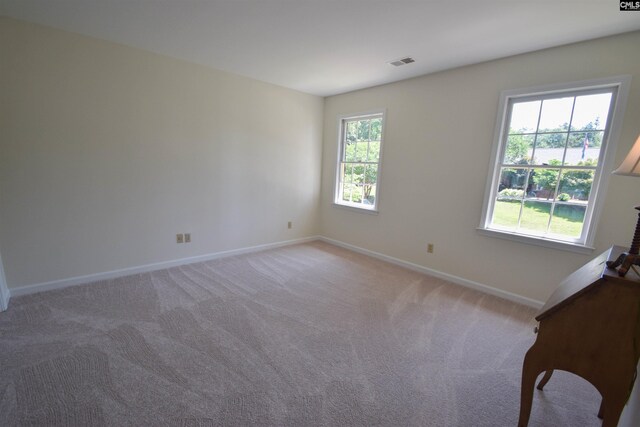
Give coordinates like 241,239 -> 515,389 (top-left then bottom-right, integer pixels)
528,101 -> 544,167
558,97 -> 577,168
515,168 -> 532,231
544,97 -> 577,235
546,169 -> 565,235
341,120 -> 348,162
366,120 -> 371,163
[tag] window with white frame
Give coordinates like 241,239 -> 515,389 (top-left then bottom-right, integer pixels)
480,77 -> 630,251
335,112 -> 384,211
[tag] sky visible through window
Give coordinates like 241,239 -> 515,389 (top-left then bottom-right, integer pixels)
510,93 -> 611,133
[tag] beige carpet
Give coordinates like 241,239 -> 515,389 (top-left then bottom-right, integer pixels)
0,241 -> 601,426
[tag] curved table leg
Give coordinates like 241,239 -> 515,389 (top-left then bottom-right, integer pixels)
536,370 -> 553,390
601,390 -> 627,427
535,372 -> 610,421
518,352 -> 545,427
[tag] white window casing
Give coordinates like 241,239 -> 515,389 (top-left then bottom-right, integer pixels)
334,110 -> 386,212
479,76 -> 632,253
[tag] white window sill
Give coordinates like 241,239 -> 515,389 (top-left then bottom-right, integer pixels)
332,202 -> 379,215
477,227 -> 595,254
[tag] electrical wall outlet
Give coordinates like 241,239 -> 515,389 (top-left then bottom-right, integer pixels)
184,233 -> 191,243
176,233 -> 184,244
427,243 -> 434,253
287,221 -> 292,229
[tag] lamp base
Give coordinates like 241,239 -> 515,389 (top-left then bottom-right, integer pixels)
606,252 -> 640,277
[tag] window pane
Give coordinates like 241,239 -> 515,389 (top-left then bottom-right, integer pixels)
531,147 -> 565,166
341,191 -> 349,202
549,204 -> 586,238
356,120 -> 370,141
365,184 -> 377,206
531,133 -> 566,165
571,93 -> 612,131
538,97 -> 574,133
368,140 -> 381,162
558,169 -> 595,202
530,168 -> 559,200
363,172 -> 375,204
346,121 -> 357,142
535,133 -> 567,149
342,182 -> 364,203
341,182 -> 352,202
565,131 -> 603,166
568,131 -> 603,149
353,164 -> 365,186
498,168 -> 528,197
509,101 -> 541,133
341,163 -> 353,183
354,142 -> 367,162
536,132 -> 567,150
520,201 -> 551,234
369,118 -> 382,141
504,134 -> 534,165
352,184 -> 363,203
344,141 -> 356,162
492,199 -> 522,229
364,165 -> 377,185
494,168 -> 527,228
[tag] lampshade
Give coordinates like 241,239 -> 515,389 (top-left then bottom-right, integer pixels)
613,135 -> 640,176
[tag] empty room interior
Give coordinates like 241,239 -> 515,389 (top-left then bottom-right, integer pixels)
2,1 -> 640,426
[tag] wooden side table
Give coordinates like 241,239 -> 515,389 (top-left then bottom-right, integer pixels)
518,246 -> 640,427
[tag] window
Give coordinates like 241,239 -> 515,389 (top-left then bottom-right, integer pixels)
480,77 -> 630,252
334,111 -> 385,211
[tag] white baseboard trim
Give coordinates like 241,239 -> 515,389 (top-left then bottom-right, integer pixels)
6,234 -> 544,309
9,236 -> 320,298
0,281 -> 9,312
0,253 -> 10,311
319,236 -> 544,309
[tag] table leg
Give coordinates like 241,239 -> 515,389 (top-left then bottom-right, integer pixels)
598,398 -> 604,419
536,370 -> 553,390
518,351 -> 544,427
601,391 -> 627,427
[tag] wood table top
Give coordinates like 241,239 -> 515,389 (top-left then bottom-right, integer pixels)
536,245 -> 640,321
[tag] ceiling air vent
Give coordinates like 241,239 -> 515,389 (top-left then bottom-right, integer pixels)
389,57 -> 415,67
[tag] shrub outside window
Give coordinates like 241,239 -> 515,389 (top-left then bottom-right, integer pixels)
480,77 -> 630,252
334,112 -> 384,211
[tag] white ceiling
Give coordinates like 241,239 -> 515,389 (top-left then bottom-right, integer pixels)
1,1 -> 639,97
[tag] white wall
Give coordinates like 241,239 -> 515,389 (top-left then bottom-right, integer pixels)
2,15 -> 639,306
0,18 -> 324,289
320,31 -> 640,303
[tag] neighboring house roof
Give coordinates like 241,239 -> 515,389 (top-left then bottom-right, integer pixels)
530,148 -> 600,165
